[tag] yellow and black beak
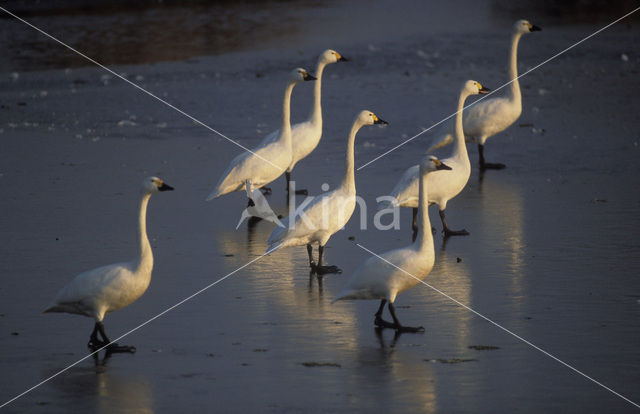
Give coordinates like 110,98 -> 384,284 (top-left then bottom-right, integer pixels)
479,85 -> 490,94
303,72 -> 317,81
435,160 -> 452,171
159,182 -> 174,192
529,24 -> 541,32
338,55 -> 348,62
373,115 -> 388,125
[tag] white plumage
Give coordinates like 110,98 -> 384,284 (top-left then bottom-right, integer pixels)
380,80 -> 489,237
267,110 -> 387,274
334,156 -> 452,332
259,50 -> 347,191
206,68 -> 315,201
427,19 -> 541,169
44,176 -> 173,351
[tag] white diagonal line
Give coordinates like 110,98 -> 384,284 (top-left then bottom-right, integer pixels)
356,243 -> 640,409
0,6 -> 282,171
0,243 -> 282,409
357,5 -> 640,171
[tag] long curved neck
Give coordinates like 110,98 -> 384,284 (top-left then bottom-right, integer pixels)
340,120 -> 363,193
308,59 -> 327,125
280,81 -> 296,149
453,90 -> 471,160
135,193 -> 153,273
508,33 -> 522,103
414,166 -> 434,251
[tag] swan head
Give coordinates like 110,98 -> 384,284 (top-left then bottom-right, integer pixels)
421,155 -> 452,173
290,67 -> 316,83
320,49 -> 348,64
513,19 -> 541,34
142,176 -> 174,194
463,80 -> 490,96
356,110 -> 388,127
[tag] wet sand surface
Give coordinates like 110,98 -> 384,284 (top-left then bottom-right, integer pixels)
1,1 -> 640,412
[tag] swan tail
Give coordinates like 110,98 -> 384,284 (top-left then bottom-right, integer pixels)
42,304 -> 63,314
332,289 -> 360,303
426,132 -> 454,153
376,197 -> 399,212
205,189 -> 222,201
265,241 -> 285,255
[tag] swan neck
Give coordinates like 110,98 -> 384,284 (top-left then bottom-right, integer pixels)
136,193 -> 153,273
341,120 -> 362,193
308,60 -> 326,124
508,33 -> 522,102
280,81 -> 296,147
454,90 -> 471,159
414,166 -> 434,251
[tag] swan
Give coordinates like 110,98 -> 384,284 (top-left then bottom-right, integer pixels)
206,68 -> 316,202
260,50 -> 347,194
427,20 -> 541,169
380,80 -> 489,239
266,110 -> 388,274
334,155 -> 452,332
43,176 -> 174,352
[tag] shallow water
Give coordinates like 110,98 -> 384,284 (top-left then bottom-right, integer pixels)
1,1 -> 640,413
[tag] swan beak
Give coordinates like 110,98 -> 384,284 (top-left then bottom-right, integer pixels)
373,116 -> 388,125
338,55 -> 348,62
435,160 -> 452,171
530,25 -> 541,32
479,86 -> 490,94
303,72 -> 317,81
159,182 -> 174,191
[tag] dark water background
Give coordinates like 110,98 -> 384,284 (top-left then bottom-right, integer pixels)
0,0 -> 639,412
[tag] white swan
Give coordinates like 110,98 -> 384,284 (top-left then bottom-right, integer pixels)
260,50 -> 347,194
427,19 -> 541,169
380,80 -> 489,238
266,110 -> 388,274
44,176 -> 174,352
206,68 -> 316,202
334,155 -> 452,332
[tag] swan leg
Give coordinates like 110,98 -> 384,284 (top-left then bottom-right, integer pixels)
439,209 -> 469,236
88,322 -> 136,353
307,243 -> 315,267
285,171 -> 308,196
374,299 -> 397,329
312,244 -> 342,275
478,143 -> 506,170
89,322 -> 107,349
388,302 -> 424,333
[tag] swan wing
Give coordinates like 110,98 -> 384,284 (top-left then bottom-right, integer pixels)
334,248 -> 417,301
46,262 -> 139,317
379,165 -> 419,210
267,190 -> 355,249
208,142 -> 289,199
463,96 -> 520,138
290,120 -> 321,167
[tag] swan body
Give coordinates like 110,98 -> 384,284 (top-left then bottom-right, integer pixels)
44,177 -> 173,350
334,156 -> 452,332
206,68 -> 316,200
261,50 -> 347,175
426,20 -> 541,169
267,110 -> 387,273
380,80 -> 489,236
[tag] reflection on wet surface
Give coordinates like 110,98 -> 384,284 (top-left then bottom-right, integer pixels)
1,0 -> 639,412
45,351 -> 154,414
